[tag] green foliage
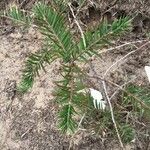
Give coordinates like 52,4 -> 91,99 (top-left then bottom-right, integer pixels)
6,5 -> 31,25
75,17 -> 131,61
18,49 -> 54,93
93,110 -> 113,134
5,2 -> 132,134
123,85 -> 150,115
59,104 -> 77,133
119,124 -> 135,143
85,107 -> 135,143
33,3 -> 74,62
125,85 -> 150,104
54,64 -> 90,133
117,85 -> 150,143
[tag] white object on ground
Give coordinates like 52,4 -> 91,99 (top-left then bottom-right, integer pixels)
145,66 -> 150,83
89,88 -> 106,110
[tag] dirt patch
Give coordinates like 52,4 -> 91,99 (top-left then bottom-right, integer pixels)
0,26 -> 65,149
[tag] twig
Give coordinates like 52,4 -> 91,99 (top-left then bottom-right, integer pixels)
109,77 -> 137,100
103,41 -> 150,78
68,3 -> 86,48
102,80 -> 124,149
21,126 -> 34,139
97,40 -> 147,55
77,113 -> 86,129
89,61 -> 124,149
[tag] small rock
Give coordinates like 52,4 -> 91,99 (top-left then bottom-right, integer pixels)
9,32 -> 22,39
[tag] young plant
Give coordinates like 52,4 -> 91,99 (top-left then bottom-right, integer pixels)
5,2 -> 131,134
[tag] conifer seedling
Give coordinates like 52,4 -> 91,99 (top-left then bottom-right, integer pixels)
6,2 -> 131,134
